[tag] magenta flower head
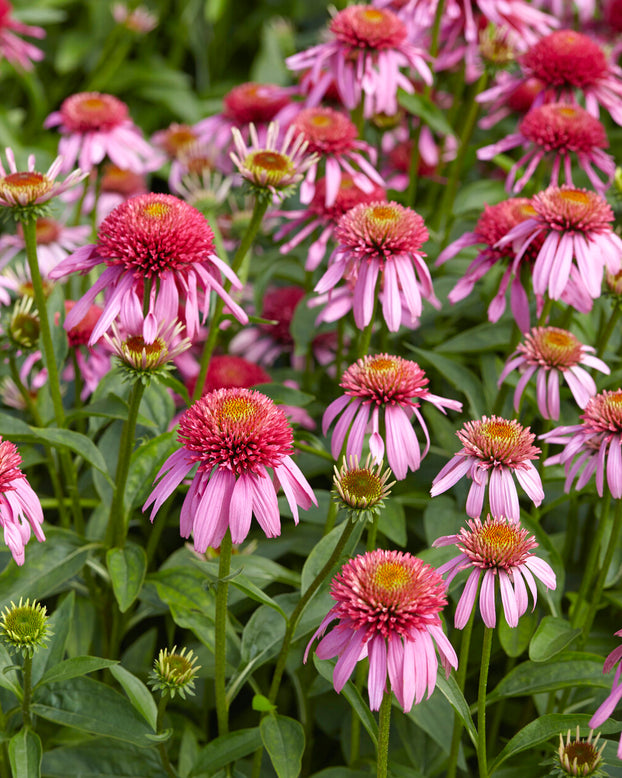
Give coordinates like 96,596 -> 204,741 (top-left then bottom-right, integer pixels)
498,326 -> 610,419
314,201 -> 437,332
0,0 -> 45,70
431,416 -> 544,521
590,629 -> 622,759
433,515 -> 556,628
478,103 -> 615,194
44,92 -> 164,174
323,353 -> 462,480
304,549 -> 457,712
542,390 -> 622,498
49,193 -> 248,345
286,5 -> 432,118
0,437 -> 45,566
143,388 -> 317,552
498,186 -> 622,305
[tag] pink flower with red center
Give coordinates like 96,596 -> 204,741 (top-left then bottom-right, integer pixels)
45,92 -> 164,174
276,174 -> 386,272
286,5 -> 432,118
498,326 -> 610,419
498,186 -> 622,304
0,0 -> 45,71
0,437 -> 45,566
143,388 -> 317,550
304,549 -> 457,712
433,515 -> 556,628
431,416 -> 544,521
290,107 -> 385,208
436,198 -> 542,332
314,201 -> 436,332
478,74 -> 546,130
0,148 -> 86,209
0,218 -> 90,276
542,390 -> 622,498
590,629 -> 622,758
323,354 -> 462,480
49,193 -> 248,345
478,103 -> 615,194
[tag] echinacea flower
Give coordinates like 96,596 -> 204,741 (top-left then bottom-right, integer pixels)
323,354 -> 462,480
430,415 -> 544,521
287,4 -> 432,118
498,326 -> 610,419
49,193 -> 248,345
333,454 -> 395,524
0,437 -> 45,565
433,514 -> 556,628
0,599 -> 50,657
0,149 -> 86,212
0,218 -> 90,276
0,0 -> 45,70
230,122 -> 317,200
44,91 -> 164,174
304,549 -> 457,711
143,388 -> 317,551
590,629 -> 622,759
497,186 -> 622,305
148,646 -> 200,699
555,727 -> 606,777
314,201 -> 436,332
542,390 -> 622,498
477,103 -> 615,194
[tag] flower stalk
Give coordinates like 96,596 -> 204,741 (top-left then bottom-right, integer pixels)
215,529 -> 233,737
376,689 -> 392,778
477,626 -> 494,778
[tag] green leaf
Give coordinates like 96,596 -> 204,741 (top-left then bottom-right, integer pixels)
377,499 -> 406,547
253,694 -> 277,712
227,572 -> 287,621
107,544 -> 147,613
241,605 -> 286,666
529,616 -> 581,662
435,322 -> 514,355
8,728 -> 41,778
397,89 -> 454,137
313,657 -> 378,747
148,566 -> 215,614
190,728 -> 262,776
301,521 -> 364,595
488,654 -> 610,703
110,664 -> 158,731
139,379 -> 175,434
435,673 -> 477,746
31,592 -> 74,686
490,714 -> 622,773
498,611 -> 538,658
0,643 -> 22,698
452,179 -> 507,216
407,346 -> 483,418
0,411 -> 35,439
28,426 -> 112,483
32,676 -> 158,746
157,373 -> 191,406
35,657 -> 118,688
260,715 -> 305,778
125,430 -> 178,513
42,738 -> 164,777
252,383 -> 314,407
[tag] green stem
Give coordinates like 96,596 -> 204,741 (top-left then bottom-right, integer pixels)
356,296 -> 377,360
0,695 -> 10,778
156,694 -> 178,778
22,217 -> 84,535
376,689 -> 392,778
335,318 -> 345,381
21,654 -> 33,729
323,499 -> 339,536
192,197 -> 269,402
215,530 -> 233,737
477,627 -> 494,778
446,606 -> 477,778
294,442 -> 334,463
105,380 -> 146,549
580,498 -> 622,642
597,299 -> 621,359
537,295 -> 553,326
571,492 -> 611,628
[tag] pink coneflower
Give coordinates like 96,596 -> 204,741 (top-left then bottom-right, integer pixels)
276,174 -> 386,272
323,354 -> 462,480
0,149 -> 86,209
590,629 -> 622,759
0,437 -> 45,566
287,5 -> 432,118
498,326 -> 610,419
542,390 -> 622,498
431,416 -> 544,521
290,107 -> 385,208
112,2 -> 158,33
304,549 -> 457,711
314,201 -> 436,332
0,351 -> 47,411
0,218 -> 90,276
143,388 -> 317,550
0,0 -> 44,70
433,515 -> 556,628
62,300 -> 111,400
44,92 -> 164,174
230,122 -> 317,200
498,186 -> 622,303
436,197 -> 539,332
49,193 -> 247,345
478,103 -> 614,194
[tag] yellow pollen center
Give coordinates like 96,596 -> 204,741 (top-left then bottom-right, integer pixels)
341,470 -> 381,500
481,421 -> 518,444
542,330 -> 575,349
168,128 -> 196,151
480,524 -> 517,549
360,8 -> 385,23
373,561 -> 410,592
369,204 -> 398,222
557,106 -> 577,118
220,396 -> 257,422
368,356 -> 398,373
558,189 -> 591,205
251,151 -> 291,172
142,202 -> 171,219
605,392 -> 622,409
517,204 -> 536,218
80,98 -> 106,112
310,114 -> 334,128
3,171 -> 48,190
